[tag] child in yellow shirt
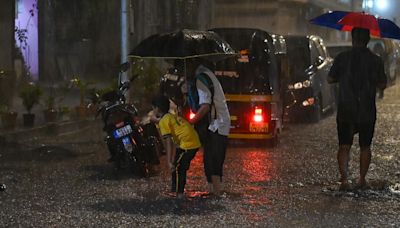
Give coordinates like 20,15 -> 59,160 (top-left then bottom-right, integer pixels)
151,95 -> 201,199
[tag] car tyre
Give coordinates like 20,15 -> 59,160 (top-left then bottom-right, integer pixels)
310,97 -> 321,123
266,130 -> 279,148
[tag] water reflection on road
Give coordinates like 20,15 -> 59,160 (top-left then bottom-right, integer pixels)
239,149 -> 274,183
222,146 -> 277,222
1,83 -> 400,226
186,145 -> 277,195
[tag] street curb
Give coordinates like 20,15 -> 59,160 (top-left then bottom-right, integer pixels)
0,119 -> 100,144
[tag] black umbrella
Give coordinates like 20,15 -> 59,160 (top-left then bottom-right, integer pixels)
129,29 -> 237,60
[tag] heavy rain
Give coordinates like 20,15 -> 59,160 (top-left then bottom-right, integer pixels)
1,0 -> 400,227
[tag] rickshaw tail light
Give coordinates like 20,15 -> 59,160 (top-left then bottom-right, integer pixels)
253,107 -> 265,123
253,114 -> 264,122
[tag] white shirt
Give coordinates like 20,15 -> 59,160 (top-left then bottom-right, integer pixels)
195,65 -> 230,136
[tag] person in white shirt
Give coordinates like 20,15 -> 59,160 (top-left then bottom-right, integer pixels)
185,58 -> 230,195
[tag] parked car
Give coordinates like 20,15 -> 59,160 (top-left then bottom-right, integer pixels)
209,28 -> 283,145
283,35 -> 336,123
271,33 -> 289,91
368,38 -> 400,86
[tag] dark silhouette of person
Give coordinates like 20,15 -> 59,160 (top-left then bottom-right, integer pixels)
328,28 -> 387,191
372,43 -> 386,98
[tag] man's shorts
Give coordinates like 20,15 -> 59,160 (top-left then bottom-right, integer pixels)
337,121 -> 375,147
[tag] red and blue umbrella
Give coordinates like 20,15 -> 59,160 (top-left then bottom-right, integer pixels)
310,11 -> 400,40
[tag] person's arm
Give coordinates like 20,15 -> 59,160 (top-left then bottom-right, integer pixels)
158,115 -> 175,171
376,58 -> 387,90
189,78 -> 212,124
164,136 -> 175,171
189,104 -> 210,124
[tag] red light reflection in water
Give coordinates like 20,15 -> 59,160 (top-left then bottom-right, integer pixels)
241,150 -> 274,183
239,150 -> 276,220
186,149 -> 205,190
188,149 -> 203,169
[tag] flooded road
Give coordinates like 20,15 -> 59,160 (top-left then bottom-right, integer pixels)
1,85 -> 400,227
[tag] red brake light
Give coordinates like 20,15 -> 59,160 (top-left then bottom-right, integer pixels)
253,107 -> 264,123
189,110 -> 195,120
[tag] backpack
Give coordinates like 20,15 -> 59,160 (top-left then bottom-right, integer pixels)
187,72 -> 215,142
187,73 -> 214,113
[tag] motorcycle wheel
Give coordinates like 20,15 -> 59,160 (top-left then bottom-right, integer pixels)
114,149 -> 130,170
130,157 -> 150,178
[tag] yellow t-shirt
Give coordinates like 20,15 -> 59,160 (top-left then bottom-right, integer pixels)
158,113 -> 201,150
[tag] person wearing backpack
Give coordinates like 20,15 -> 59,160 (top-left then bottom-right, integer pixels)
185,58 -> 230,196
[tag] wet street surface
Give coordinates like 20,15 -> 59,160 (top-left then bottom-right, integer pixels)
1,85 -> 400,227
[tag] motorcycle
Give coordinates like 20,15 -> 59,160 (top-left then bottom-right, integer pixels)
95,62 -> 162,177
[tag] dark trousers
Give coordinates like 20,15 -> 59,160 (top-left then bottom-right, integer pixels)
203,130 -> 228,183
337,121 -> 375,147
171,148 -> 198,193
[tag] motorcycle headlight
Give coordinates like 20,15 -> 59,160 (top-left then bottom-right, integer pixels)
302,80 -> 311,88
289,80 -> 312,90
294,82 -> 303,89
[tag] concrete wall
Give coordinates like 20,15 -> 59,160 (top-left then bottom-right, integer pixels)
39,0 -> 121,83
130,0 -> 214,48
211,0 -> 278,32
36,0 -> 213,83
211,0 -> 354,43
0,0 -> 16,106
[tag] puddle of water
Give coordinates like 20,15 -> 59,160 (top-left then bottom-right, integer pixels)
241,150 -> 275,183
322,179 -> 400,200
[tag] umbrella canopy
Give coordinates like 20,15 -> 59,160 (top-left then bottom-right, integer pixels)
129,29 -> 237,60
310,11 -> 400,40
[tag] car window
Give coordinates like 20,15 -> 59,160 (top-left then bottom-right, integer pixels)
212,29 -> 274,95
310,40 -> 321,65
369,40 -> 386,58
318,39 -> 329,58
272,34 -> 287,54
316,39 -> 329,60
393,41 -> 400,58
286,37 -> 311,82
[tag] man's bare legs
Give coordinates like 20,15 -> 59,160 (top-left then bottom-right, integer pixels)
359,146 -> 371,187
338,144 -> 371,190
211,175 -> 222,195
337,145 -> 351,190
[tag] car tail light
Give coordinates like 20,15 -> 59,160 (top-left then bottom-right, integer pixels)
253,107 -> 265,123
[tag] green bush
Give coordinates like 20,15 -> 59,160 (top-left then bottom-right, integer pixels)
19,82 -> 43,113
70,77 -> 94,106
0,104 -> 8,115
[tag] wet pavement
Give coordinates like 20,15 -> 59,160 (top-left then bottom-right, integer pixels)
1,85 -> 400,227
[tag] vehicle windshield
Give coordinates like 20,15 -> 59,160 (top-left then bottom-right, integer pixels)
286,37 -> 311,82
211,29 -> 273,95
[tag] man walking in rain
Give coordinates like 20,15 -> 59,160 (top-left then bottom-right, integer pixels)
328,27 -> 387,191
